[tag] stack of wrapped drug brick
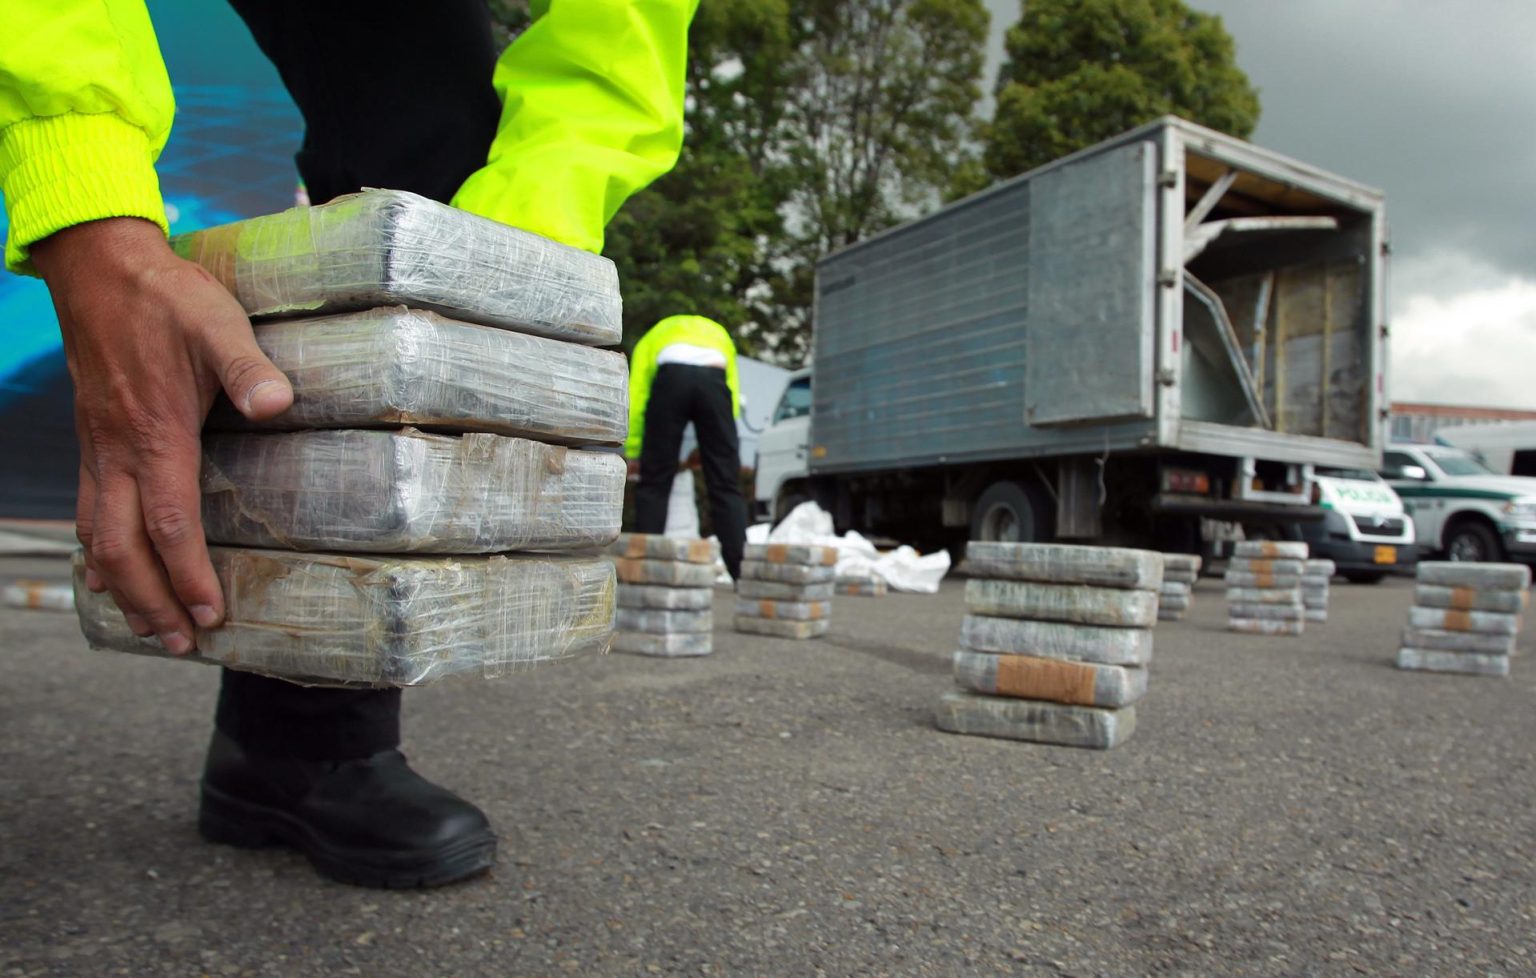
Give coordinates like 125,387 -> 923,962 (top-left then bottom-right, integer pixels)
1301,559 -> 1335,623
735,543 -> 837,638
73,190 -> 624,686
1225,540 -> 1308,636
609,533 -> 718,657
935,542 -> 1160,749
1157,554 -> 1201,622
836,575 -> 888,597
1397,561 -> 1531,676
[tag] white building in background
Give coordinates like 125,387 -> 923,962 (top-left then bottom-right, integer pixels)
1387,401 -> 1536,445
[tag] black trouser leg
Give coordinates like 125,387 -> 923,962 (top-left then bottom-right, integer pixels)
219,0 -> 501,760
689,368 -> 748,580
634,367 -> 691,535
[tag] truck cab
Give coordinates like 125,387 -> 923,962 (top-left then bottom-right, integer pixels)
1382,443 -> 1536,562
754,369 -> 812,522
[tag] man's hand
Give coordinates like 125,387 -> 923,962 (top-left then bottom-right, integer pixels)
31,218 -> 294,653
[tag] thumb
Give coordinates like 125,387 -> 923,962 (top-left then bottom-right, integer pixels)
206,319 -> 294,422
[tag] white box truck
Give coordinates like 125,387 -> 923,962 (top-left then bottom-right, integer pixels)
755,117 -> 1389,558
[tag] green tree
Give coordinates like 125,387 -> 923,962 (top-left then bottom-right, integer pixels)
769,0 -> 989,361
604,0 -> 797,356
492,0 -> 989,365
981,0 -> 1259,184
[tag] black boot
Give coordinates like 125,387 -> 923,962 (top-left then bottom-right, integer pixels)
198,731 -> 496,888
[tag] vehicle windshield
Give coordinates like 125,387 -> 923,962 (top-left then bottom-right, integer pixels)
774,377 -> 812,423
1427,451 -> 1497,477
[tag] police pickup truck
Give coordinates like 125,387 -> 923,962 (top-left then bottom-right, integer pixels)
1383,443 -> 1536,563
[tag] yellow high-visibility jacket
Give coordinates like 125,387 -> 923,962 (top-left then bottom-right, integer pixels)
626,314 -> 739,459
0,0 -> 697,274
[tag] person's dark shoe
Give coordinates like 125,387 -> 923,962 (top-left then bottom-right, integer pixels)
198,731 -> 496,888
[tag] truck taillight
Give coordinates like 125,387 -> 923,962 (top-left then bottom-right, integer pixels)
1163,468 -> 1211,494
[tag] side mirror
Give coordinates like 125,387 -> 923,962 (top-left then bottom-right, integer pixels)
1386,464 -> 1428,481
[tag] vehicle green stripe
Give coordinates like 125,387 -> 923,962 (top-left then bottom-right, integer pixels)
1391,486 -> 1515,502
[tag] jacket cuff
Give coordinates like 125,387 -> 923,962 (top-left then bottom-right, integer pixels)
1,113 -> 168,275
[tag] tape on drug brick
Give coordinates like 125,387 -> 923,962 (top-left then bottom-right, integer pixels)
994,655 -> 1098,706
1451,587 -> 1475,611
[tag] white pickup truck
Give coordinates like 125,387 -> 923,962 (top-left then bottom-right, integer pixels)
1382,443 -> 1536,563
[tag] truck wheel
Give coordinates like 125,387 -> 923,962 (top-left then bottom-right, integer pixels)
1444,519 -> 1503,563
970,480 -> 1049,544
774,486 -> 810,526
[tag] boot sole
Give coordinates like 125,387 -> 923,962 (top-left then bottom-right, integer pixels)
199,784 -> 497,889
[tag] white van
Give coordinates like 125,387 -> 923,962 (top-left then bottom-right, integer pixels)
1298,466 -> 1417,583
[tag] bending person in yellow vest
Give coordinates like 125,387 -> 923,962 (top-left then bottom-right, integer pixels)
626,315 -> 748,581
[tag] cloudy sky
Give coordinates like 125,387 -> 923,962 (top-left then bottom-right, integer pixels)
983,0 -> 1536,408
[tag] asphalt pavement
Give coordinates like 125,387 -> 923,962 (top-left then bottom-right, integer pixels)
3,555 -> 1534,978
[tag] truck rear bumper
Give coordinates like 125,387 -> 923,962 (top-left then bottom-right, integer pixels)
1152,494 -> 1325,523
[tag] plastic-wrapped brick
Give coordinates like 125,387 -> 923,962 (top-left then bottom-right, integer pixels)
739,560 -> 836,586
1223,570 -> 1303,589
1228,618 -> 1304,636
201,429 -> 623,553
964,579 -> 1158,628
738,580 -> 835,602
1232,541 -> 1309,560
837,578 -> 888,597
1416,562 -> 1531,591
1396,648 -> 1510,677
73,548 -> 615,687
743,543 -> 839,567
733,598 -> 830,621
733,617 -> 829,639
1406,607 -> 1520,636
951,650 -> 1147,707
1414,585 -> 1525,614
1225,557 -> 1306,576
610,534 -> 719,564
613,558 -> 717,587
171,190 -> 621,344
1225,587 -> 1306,604
207,307 -> 626,445
933,691 -> 1135,749
959,615 -> 1153,666
1399,627 -> 1517,655
614,608 -> 713,635
964,542 -> 1163,591
1228,603 -> 1304,621
618,585 -> 714,610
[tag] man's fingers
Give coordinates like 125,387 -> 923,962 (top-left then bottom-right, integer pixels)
90,474 -> 197,654
206,318 -> 293,421
75,465 -> 108,593
137,449 -> 224,629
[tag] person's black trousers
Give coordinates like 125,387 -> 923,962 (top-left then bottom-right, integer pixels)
633,364 -> 749,580
215,0 -> 502,761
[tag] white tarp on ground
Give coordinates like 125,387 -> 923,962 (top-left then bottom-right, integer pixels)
731,501 -> 950,593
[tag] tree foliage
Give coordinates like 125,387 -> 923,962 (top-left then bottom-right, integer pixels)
568,0 -> 987,363
980,0 -> 1259,184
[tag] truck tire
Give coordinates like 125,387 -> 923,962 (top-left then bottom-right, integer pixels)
1443,518 -> 1503,563
774,486 -> 810,526
970,480 -> 1049,544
